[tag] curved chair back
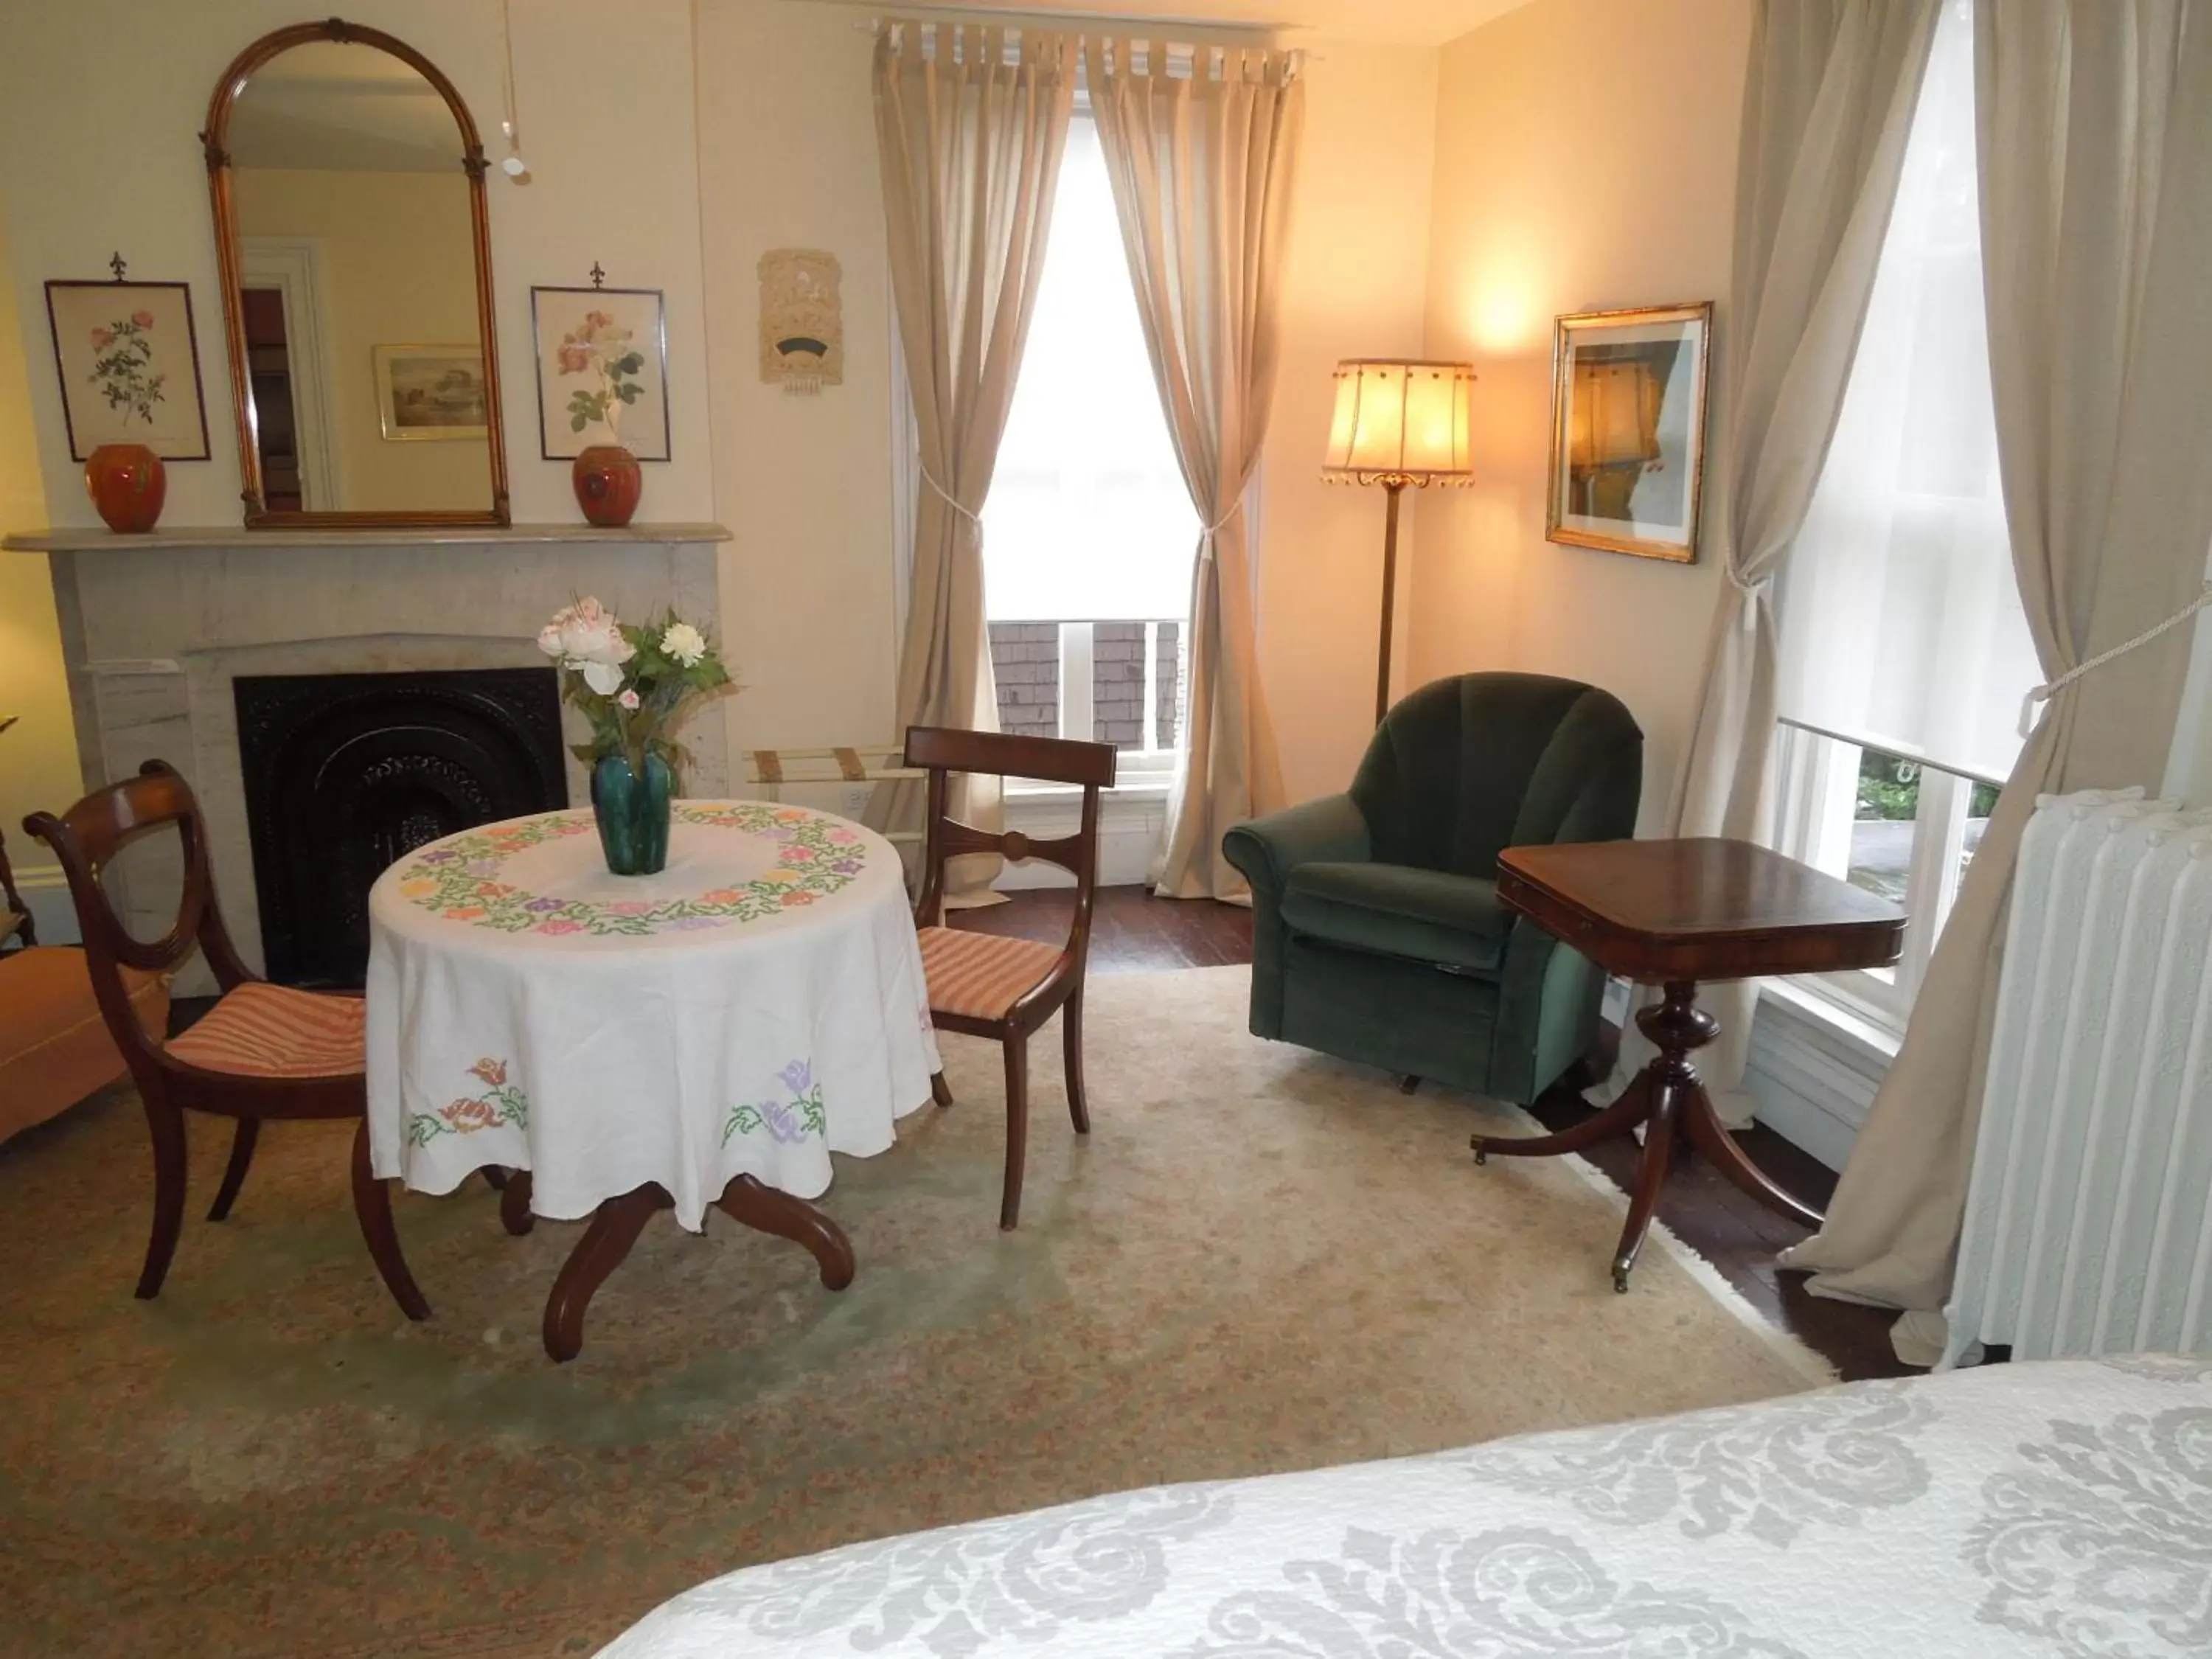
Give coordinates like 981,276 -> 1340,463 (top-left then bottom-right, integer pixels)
24,761 -> 254,1077
1350,673 -> 1643,876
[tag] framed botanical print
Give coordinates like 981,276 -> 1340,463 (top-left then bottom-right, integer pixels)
44,280 -> 212,461
529,286 -> 671,462
1546,302 -> 1712,562
371,344 -> 490,442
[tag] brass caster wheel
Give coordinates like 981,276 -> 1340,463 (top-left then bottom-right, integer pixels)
1612,1267 -> 1631,1293
1472,1143 -> 1489,1166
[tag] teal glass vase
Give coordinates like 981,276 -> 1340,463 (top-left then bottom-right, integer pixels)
590,752 -> 673,876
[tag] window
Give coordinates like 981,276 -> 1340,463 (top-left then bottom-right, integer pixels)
1771,0 -> 2041,1025
980,111 -> 1195,782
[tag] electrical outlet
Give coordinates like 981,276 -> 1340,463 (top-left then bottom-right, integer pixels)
843,784 -> 872,819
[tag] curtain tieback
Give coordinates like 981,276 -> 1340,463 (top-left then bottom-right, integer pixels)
1200,498 -> 1244,542
2018,580 -> 2212,738
1728,567 -> 1771,632
919,465 -> 980,524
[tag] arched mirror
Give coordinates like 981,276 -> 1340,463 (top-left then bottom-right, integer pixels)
204,21 -> 508,527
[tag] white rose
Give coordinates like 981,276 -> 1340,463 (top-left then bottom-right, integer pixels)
553,597 -> 635,667
580,658 -> 627,696
661,622 -> 706,667
535,622 -> 566,658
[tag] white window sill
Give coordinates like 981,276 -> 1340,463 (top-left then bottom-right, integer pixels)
1758,977 -> 1902,1067
1744,977 -> 1901,1173
1004,778 -> 1173,804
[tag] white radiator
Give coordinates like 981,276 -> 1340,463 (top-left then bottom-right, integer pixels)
1943,787 -> 2212,1366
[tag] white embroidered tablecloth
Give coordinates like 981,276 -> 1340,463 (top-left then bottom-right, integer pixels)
364,801 -> 939,1227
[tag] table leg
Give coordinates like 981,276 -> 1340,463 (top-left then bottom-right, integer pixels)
1472,1070 -> 1653,1164
715,1174 -> 856,1291
1679,1079 -> 1824,1228
1473,979 -> 1809,1293
1611,1074 -> 1683,1292
534,1176 -> 856,1363
499,1169 -> 536,1237
542,1183 -> 669,1363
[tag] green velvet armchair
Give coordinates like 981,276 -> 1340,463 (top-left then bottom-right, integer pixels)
1222,672 -> 1643,1105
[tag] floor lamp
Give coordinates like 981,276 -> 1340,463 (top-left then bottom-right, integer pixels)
1322,360 -> 1476,725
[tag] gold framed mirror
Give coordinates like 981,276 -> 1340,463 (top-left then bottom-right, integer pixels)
203,20 -> 509,528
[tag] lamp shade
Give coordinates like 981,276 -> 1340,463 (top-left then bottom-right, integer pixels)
1569,358 -> 1662,469
1322,359 -> 1475,481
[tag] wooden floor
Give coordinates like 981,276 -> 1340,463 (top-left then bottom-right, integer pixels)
954,886 -> 1914,1383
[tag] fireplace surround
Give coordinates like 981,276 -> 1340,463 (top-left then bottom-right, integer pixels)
7,522 -> 731,993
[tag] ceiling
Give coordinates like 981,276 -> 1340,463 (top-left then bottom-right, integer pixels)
790,0 -> 1534,49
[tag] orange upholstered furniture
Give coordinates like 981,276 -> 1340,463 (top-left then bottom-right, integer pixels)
0,950 -> 170,1146
0,820 -> 172,1145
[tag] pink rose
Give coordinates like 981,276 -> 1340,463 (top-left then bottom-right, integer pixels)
89,327 -> 113,349
608,901 -> 652,916
131,310 -> 154,328
618,689 -> 640,710
536,918 -> 584,935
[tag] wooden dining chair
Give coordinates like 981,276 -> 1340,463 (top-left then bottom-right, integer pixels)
24,760 -> 428,1319
904,726 -> 1116,1229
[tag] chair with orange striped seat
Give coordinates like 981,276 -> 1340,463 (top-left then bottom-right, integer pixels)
26,761 -> 428,1319
905,726 -> 1116,1229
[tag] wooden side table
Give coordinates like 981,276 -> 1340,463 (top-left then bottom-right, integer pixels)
1474,837 -> 1905,1291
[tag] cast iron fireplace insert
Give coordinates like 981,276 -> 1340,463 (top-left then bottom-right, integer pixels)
234,667 -> 568,987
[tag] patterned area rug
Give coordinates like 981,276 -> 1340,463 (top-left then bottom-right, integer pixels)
0,966 -> 1829,1658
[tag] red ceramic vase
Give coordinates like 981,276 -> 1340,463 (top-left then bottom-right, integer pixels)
572,445 -> 642,529
83,444 -> 167,534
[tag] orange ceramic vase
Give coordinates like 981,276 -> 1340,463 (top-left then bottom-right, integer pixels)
572,445 -> 642,529
84,444 -> 167,534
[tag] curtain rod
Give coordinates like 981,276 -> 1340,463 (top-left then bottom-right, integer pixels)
853,12 -> 1312,44
855,15 -> 1320,62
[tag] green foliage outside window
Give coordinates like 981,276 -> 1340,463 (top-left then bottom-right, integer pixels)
1856,748 -> 2000,821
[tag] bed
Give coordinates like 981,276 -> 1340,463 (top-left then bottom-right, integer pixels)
602,1356 -> 2212,1658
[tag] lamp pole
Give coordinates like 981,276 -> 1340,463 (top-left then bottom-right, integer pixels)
1374,476 -> 1407,727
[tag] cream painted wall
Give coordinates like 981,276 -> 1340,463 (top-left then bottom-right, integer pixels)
234,169 -> 488,512
1260,38 -> 1439,807
0,0 -> 715,530
694,0 -> 899,760
0,204 -> 76,891
1414,0 -> 1750,829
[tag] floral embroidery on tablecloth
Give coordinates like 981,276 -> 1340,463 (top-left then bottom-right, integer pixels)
407,1057 -> 529,1147
723,1060 -> 827,1147
394,806 -> 869,936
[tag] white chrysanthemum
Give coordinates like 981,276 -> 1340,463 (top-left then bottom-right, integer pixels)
661,621 -> 708,667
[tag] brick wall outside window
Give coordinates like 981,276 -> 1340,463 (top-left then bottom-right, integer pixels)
987,622 -> 1060,741
985,620 -> 1183,752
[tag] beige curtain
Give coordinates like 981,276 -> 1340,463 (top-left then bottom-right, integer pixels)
1781,0 -> 2212,1362
872,23 -> 1075,902
1599,0 -> 1940,1120
1085,39 -> 1304,900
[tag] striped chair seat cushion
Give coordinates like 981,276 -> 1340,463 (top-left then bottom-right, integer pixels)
918,927 -> 1064,1020
165,981 -> 365,1079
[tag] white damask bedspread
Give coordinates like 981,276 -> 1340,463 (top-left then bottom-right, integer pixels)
601,1356 -> 2212,1659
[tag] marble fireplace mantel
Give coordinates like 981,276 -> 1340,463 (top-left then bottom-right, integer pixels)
17,522 -> 732,992
2,523 -> 732,554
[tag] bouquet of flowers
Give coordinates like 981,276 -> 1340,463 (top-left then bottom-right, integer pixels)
538,597 -> 731,776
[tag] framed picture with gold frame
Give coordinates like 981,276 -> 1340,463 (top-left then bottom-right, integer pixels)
370,344 -> 490,442
1546,302 -> 1711,562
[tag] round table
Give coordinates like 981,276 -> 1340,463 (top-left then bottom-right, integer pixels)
364,801 -> 940,1359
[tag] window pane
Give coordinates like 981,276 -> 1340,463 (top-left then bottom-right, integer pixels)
1850,750 -> 1919,905
1773,0 -> 2040,783
981,115 -> 1197,625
